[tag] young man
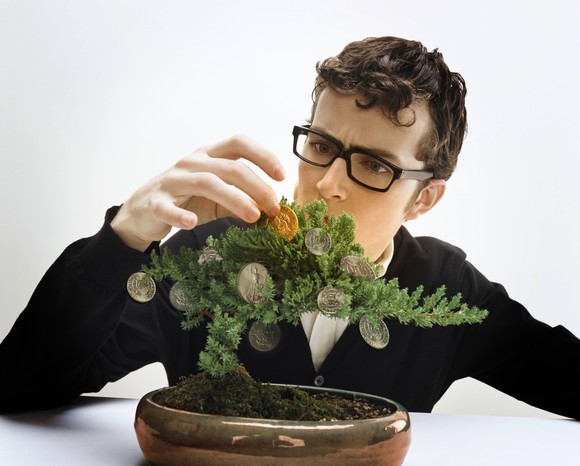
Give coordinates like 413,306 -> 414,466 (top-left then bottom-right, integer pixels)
1,36 -> 578,418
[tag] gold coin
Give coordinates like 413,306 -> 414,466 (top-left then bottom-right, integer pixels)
266,205 -> 299,241
126,272 -> 156,303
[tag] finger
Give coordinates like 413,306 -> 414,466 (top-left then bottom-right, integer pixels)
205,158 -> 281,215
171,159 -> 280,217
150,195 -> 200,230
171,172 -> 265,223
205,134 -> 286,182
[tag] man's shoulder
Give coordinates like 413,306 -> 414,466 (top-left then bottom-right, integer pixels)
389,226 -> 470,290
394,226 -> 467,261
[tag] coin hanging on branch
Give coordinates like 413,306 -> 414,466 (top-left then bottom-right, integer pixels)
305,227 -> 332,256
169,280 -> 195,312
340,255 -> 377,280
359,315 -> 390,349
197,247 -> 222,265
317,286 -> 345,315
127,272 -> 156,303
236,262 -> 270,304
264,205 -> 299,241
248,321 -> 282,352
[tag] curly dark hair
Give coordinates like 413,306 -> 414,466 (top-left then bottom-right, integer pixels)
311,36 -> 467,180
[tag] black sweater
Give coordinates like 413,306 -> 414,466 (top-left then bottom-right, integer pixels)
1,207 -> 579,418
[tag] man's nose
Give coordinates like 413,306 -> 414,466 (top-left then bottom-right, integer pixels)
316,158 -> 348,200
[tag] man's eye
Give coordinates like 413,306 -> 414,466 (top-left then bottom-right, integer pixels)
365,160 -> 389,174
312,142 -> 333,154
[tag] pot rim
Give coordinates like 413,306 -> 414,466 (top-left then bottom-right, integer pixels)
141,383 -> 410,427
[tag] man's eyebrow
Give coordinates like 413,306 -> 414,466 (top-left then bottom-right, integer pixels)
360,145 -> 404,165
311,125 -> 404,165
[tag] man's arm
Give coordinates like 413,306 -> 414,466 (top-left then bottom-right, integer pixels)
0,135 -> 284,412
0,208 -> 153,412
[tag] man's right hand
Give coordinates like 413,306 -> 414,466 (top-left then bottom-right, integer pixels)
110,135 -> 286,252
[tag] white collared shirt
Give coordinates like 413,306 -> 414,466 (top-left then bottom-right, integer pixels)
300,240 -> 394,370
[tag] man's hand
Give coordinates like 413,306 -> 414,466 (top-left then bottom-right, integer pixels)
111,135 -> 286,251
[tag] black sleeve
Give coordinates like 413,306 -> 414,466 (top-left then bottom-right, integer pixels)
462,281 -> 580,419
0,207 -> 163,412
441,247 -> 580,420
0,211 -> 248,413
438,248 -> 580,420
391,228 -> 580,420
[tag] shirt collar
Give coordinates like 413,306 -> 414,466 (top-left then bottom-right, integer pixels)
374,239 -> 394,278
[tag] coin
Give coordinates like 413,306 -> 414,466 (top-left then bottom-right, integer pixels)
248,321 -> 281,352
359,315 -> 390,349
340,255 -> 376,280
126,272 -> 156,303
236,262 -> 269,303
304,227 -> 332,256
169,280 -> 195,312
266,205 -> 299,241
198,247 -> 222,265
317,286 -> 345,314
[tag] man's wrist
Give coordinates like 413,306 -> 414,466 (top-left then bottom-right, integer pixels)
108,206 -> 152,253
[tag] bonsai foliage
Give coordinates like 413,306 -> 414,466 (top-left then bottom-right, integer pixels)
144,199 -> 487,377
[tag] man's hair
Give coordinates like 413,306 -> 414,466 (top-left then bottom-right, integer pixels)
311,36 -> 467,180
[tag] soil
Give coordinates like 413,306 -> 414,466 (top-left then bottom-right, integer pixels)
152,365 -> 395,422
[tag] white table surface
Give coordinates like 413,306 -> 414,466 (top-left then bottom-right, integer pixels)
0,396 -> 578,465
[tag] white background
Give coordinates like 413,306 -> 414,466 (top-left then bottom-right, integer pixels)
1,0 -> 578,418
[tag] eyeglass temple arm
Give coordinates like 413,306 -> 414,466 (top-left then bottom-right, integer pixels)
399,170 -> 434,181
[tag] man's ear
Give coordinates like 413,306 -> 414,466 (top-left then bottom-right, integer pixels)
405,179 -> 446,221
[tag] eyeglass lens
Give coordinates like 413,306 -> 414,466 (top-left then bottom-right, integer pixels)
294,131 -> 395,190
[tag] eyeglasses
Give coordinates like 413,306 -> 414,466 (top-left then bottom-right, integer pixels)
292,125 -> 433,192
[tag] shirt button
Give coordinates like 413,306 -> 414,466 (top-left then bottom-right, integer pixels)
314,375 -> 325,386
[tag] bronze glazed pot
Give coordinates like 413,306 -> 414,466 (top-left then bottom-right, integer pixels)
134,385 -> 411,466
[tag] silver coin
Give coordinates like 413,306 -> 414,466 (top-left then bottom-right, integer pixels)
359,315 -> 390,349
304,227 -> 332,256
126,272 -> 156,303
169,280 -> 195,312
197,247 -> 222,265
248,321 -> 281,352
340,255 -> 376,280
236,262 -> 269,304
317,286 -> 345,314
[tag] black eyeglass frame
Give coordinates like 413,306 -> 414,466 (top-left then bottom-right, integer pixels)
292,125 -> 434,193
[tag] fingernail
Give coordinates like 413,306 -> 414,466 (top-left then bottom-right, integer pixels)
181,214 -> 196,229
248,205 -> 261,221
274,165 -> 286,180
269,204 -> 280,216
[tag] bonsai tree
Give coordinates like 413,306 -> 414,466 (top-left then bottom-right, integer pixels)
142,198 -> 487,419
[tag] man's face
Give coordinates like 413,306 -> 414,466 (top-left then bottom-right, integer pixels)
294,88 -> 433,262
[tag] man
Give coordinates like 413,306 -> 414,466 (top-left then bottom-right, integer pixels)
1,36 -> 578,418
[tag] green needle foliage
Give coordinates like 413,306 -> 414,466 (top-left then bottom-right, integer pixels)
144,198 -> 488,378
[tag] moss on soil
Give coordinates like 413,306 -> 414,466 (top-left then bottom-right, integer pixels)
152,365 -> 395,421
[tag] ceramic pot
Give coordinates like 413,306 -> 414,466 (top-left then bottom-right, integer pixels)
134,385 -> 411,466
